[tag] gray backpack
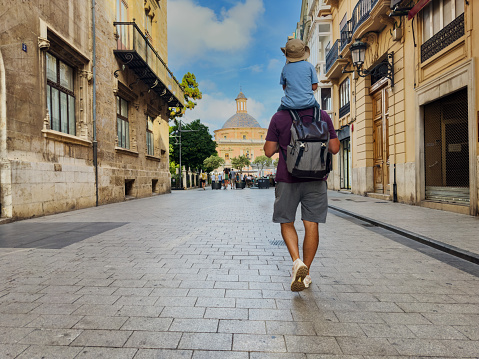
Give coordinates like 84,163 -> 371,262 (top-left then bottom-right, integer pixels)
281,108 -> 332,179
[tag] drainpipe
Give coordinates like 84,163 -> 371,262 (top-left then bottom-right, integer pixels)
393,163 -> 398,202
92,0 -> 98,206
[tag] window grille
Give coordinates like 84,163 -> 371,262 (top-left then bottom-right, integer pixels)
421,0 -> 464,63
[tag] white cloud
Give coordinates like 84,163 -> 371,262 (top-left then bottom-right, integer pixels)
168,0 -> 264,66
198,79 -> 217,92
213,64 -> 263,75
267,58 -> 282,71
182,93 -> 235,132
250,65 -> 263,73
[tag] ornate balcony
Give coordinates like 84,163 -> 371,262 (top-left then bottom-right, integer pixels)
325,39 -> 349,80
350,0 -> 379,36
339,102 -> 350,118
421,13 -> 465,63
339,0 -> 394,58
113,22 -> 184,107
340,21 -> 352,51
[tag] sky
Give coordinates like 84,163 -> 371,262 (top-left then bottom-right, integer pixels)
167,0 -> 300,133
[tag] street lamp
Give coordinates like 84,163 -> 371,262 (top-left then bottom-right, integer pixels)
343,40 -> 395,87
350,40 -> 367,68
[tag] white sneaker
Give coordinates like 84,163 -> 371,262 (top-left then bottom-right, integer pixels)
304,275 -> 312,289
291,259 -> 308,292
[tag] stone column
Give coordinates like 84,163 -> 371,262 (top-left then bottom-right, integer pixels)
182,166 -> 187,189
188,167 -> 192,188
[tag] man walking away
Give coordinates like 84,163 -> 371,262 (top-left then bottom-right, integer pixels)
264,108 -> 339,292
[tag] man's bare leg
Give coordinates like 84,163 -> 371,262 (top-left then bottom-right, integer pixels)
280,222 -> 300,262
302,220 -> 319,272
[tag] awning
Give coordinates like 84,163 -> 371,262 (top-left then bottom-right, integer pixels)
408,0 -> 432,20
337,125 -> 350,141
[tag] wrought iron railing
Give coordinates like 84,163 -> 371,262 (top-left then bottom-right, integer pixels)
114,22 -> 184,106
340,21 -> 352,51
421,13 -> 464,63
339,102 -> 350,118
325,39 -> 339,74
350,0 -> 379,36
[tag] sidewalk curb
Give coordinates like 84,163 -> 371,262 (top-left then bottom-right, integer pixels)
329,204 -> 479,265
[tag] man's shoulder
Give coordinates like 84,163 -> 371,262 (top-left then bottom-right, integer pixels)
272,110 -> 292,121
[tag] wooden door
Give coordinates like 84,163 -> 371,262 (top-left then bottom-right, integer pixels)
372,89 -> 389,194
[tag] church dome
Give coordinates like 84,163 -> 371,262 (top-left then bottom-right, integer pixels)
222,113 -> 261,129
221,90 -> 261,129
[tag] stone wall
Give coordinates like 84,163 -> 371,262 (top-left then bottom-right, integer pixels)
94,0 -> 172,205
0,0 -> 176,219
0,0 -> 95,219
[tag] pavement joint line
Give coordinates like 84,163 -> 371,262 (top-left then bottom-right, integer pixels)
328,204 -> 479,265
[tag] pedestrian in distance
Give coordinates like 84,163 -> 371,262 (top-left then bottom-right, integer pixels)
201,172 -> 207,190
264,38 -> 340,292
218,172 -> 222,190
230,171 -> 234,189
223,171 -> 228,190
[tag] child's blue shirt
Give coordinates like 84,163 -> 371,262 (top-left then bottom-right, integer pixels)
280,61 -> 318,109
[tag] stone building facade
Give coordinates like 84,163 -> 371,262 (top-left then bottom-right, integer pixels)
214,92 -> 277,174
0,0 -> 183,219
315,0 -> 478,216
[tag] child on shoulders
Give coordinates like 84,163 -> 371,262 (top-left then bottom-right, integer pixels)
278,38 -> 320,111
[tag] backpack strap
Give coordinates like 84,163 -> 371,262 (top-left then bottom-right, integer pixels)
320,143 -> 327,167
319,110 -> 329,167
289,109 -> 306,139
313,106 -> 320,124
280,146 -> 287,161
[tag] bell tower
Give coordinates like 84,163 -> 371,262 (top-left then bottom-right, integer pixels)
235,91 -> 247,113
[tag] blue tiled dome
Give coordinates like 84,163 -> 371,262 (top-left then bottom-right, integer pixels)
236,92 -> 247,100
222,113 -> 261,129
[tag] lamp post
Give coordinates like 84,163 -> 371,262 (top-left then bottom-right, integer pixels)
170,119 -> 198,189
343,40 -> 395,87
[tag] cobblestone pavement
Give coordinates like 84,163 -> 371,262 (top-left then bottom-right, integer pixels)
0,187 -> 478,358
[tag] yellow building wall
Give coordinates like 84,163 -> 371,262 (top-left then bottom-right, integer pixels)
214,127 -> 278,173
325,0 -> 477,214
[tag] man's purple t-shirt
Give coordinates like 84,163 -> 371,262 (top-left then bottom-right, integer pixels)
265,108 -> 337,183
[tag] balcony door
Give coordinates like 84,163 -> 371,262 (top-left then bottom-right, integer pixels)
116,0 -> 128,50
372,88 -> 389,194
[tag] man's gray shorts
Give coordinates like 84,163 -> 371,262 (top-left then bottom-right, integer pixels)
273,181 -> 328,223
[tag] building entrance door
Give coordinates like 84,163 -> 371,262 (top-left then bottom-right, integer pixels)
372,88 -> 389,194
424,88 -> 469,203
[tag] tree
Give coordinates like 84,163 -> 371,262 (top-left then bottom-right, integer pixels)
169,72 -> 202,121
231,155 -> 251,174
203,155 -> 225,173
169,126 -> 178,175
273,158 -> 279,168
252,155 -> 273,176
170,119 -> 217,172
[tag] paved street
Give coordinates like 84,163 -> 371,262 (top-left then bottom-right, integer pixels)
1,187 -> 478,358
